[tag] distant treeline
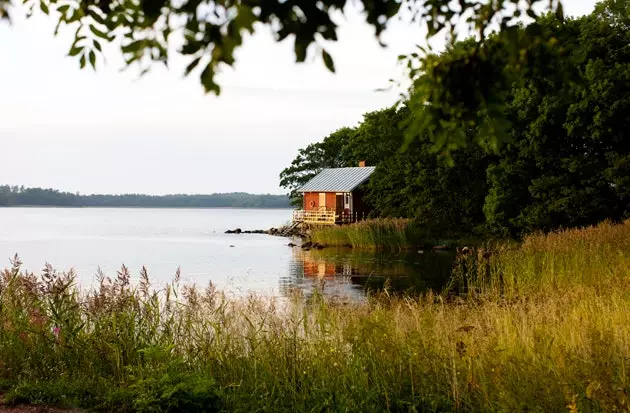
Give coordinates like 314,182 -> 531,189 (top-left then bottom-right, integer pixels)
0,185 -> 291,208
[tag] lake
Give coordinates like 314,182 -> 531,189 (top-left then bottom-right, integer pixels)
0,208 -> 455,300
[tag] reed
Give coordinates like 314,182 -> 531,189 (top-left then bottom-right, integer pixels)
310,218 -> 416,250
1,220 -> 629,412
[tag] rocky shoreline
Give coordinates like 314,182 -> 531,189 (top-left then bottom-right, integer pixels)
225,224 -> 305,237
224,225 -> 329,250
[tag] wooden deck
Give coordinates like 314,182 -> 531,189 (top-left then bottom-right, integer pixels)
292,210 -> 366,225
293,209 -> 336,225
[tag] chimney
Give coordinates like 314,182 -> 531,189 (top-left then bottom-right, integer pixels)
358,160 -> 366,167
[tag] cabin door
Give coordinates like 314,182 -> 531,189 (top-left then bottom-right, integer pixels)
335,194 -> 344,217
318,193 -> 326,210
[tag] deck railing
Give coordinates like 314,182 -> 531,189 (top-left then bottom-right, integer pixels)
292,209 -> 336,225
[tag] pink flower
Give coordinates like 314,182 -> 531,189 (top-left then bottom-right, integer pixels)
52,326 -> 60,339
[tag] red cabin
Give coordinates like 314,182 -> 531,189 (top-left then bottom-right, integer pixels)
293,162 -> 375,225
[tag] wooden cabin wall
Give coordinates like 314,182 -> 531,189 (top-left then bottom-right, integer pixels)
303,192 -> 336,211
303,193 -> 317,210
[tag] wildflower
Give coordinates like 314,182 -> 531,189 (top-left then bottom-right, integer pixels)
52,326 -> 61,339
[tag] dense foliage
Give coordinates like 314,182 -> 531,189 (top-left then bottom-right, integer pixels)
0,185 -> 290,208
281,3 -> 630,237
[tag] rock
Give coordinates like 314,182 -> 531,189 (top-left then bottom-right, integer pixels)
225,228 -> 242,234
314,243 -> 325,250
301,241 -> 313,250
229,245 -> 235,248
287,242 -> 298,247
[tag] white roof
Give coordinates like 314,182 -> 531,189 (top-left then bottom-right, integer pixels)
297,167 -> 376,193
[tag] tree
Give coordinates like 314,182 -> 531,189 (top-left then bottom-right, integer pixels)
347,104 -> 491,236
279,127 -> 353,205
281,2 -> 630,237
2,0 -> 568,151
483,7 -> 630,235
343,106 -> 410,166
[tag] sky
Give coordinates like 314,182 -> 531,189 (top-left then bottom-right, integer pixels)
0,1 -> 599,195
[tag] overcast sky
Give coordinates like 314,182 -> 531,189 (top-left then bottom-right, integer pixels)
0,1 -> 599,195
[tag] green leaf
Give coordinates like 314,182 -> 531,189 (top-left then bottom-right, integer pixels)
79,54 -> 86,69
57,4 -> 70,14
184,56 -> 201,76
93,40 -> 102,52
200,63 -> 220,94
88,50 -> 96,69
322,49 -> 335,73
294,40 -> 307,63
121,40 -> 146,54
89,24 -> 111,40
39,1 -> 49,14
89,9 -> 106,25
68,45 -> 83,57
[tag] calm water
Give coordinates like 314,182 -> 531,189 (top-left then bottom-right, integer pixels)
0,208 -> 454,299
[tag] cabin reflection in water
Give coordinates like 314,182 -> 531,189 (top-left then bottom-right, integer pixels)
281,247 -> 456,301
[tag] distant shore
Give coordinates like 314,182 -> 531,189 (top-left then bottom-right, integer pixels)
0,185 -> 291,209
0,205 -> 293,209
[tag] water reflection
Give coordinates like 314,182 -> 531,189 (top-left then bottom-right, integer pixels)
281,247 -> 456,301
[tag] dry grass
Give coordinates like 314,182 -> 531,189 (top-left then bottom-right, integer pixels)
1,220 -> 630,411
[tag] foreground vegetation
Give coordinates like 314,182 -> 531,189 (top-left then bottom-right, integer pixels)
1,220 -> 630,411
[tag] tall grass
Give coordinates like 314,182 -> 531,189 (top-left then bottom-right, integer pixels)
311,218 -> 416,250
454,219 -> 630,299
1,220 -> 630,411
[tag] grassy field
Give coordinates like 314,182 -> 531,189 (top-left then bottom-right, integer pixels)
1,220 -> 630,412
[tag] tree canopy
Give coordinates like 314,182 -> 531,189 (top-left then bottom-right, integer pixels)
281,3 -> 630,237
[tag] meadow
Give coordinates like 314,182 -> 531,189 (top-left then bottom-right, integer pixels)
1,220 -> 629,412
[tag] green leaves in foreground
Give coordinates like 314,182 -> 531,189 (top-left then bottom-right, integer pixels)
9,0 -> 624,154
14,0 -> 561,102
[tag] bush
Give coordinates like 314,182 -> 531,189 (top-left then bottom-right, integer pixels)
131,373 -> 221,413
